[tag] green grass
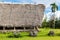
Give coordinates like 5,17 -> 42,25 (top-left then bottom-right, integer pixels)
0,28 -> 60,40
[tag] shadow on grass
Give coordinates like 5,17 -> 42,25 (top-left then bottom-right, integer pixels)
7,33 -> 55,38
7,33 -> 60,38
8,35 -> 23,38
56,33 -> 60,36
7,33 -> 23,38
3,32 -> 60,38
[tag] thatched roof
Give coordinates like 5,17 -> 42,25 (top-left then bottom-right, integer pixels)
0,4 -> 45,27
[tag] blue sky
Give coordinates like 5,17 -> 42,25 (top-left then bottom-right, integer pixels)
0,0 -> 60,20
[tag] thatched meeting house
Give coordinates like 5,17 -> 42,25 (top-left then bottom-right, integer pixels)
0,3 -> 45,34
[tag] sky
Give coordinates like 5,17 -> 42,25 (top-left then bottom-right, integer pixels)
0,0 -> 60,20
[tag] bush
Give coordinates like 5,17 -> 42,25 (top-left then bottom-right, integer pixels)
29,31 -> 38,37
8,32 -> 21,38
48,31 -> 54,36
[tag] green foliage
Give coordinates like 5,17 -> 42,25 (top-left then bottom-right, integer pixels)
8,32 -> 21,38
48,31 -> 55,36
42,18 -> 60,28
48,20 -> 54,28
55,19 -> 60,28
42,18 -> 49,28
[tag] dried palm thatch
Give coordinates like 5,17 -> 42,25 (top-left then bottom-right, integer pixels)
0,3 -> 45,27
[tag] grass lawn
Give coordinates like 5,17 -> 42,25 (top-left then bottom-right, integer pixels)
0,28 -> 60,40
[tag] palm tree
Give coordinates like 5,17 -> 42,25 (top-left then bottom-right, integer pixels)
48,3 -> 58,36
50,3 -> 58,29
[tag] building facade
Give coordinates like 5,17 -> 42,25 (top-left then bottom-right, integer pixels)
0,4 -> 45,27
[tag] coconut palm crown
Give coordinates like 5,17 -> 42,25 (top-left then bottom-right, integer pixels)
51,3 -> 58,12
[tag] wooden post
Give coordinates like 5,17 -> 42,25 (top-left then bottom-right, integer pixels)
3,26 -> 5,32
24,27 -> 25,32
34,26 -> 35,31
14,27 -> 15,31
35,26 -> 39,32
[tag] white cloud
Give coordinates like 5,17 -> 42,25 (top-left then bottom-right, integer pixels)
44,11 -> 60,21
55,0 -> 60,5
32,0 -> 60,8
55,11 -> 60,18
31,0 -> 55,8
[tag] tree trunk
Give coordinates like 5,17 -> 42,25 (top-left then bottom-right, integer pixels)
53,12 -> 55,29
